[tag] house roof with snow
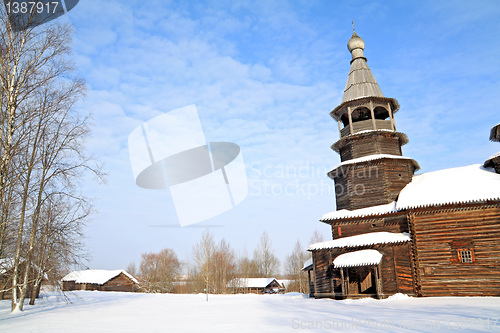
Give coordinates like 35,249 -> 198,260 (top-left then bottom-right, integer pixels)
333,249 -> 383,268
277,280 -> 294,288
302,258 -> 313,271
0,258 -> 17,275
321,201 -> 398,221
227,278 -> 280,289
307,232 -> 411,251
396,164 -> 500,210
0,258 -> 48,279
484,152 -> 500,167
62,269 -> 138,285
321,164 -> 500,222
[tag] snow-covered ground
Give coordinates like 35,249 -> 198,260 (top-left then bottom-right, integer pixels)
1,292 -> 499,332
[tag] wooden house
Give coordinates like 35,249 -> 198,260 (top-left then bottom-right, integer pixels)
277,279 -> 294,291
227,278 -> 283,294
0,258 -> 47,300
62,269 -> 140,292
305,29 -> 500,299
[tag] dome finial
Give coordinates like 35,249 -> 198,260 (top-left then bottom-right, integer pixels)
347,24 -> 365,59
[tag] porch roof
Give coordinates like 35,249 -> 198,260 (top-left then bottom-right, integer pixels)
302,258 -> 313,271
333,249 -> 382,268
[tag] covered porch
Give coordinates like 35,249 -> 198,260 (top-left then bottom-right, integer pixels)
331,249 -> 383,299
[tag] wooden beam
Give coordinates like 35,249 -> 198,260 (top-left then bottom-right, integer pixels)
312,253 -> 318,298
329,251 -> 334,294
345,268 -> 350,297
347,106 -> 354,135
340,268 -> 345,298
393,247 -> 399,291
374,266 -> 382,299
387,102 -> 396,131
369,100 -> 377,130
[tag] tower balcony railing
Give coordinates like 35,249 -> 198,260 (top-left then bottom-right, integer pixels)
340,119 -> 393,138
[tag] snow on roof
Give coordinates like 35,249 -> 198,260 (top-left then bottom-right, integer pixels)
227,278 -> 279,289
0,258 -> 15,275
485,151 -> 500,164
329,154 -> 419,173
62,270 -> 138,285
321,201 -> 397,221
307,232 -> 410,251
333,249 -> 382,268
0,258 -> 48,279
355,129 -> 394,135
277,280 -> 294,288
397,164 -> 500,210
302,258 -> 313,270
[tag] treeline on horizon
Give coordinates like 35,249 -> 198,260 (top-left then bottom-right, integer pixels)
125,230 -> 324,295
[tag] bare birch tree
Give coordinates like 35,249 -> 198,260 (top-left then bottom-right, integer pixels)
28,194 -> 90,305
237,253 -> 260,278
138,248 -> 180,293
212,239 -> 237,294
191,230 -> 238,294
0,8 -> 101,311
284,240 -> 309,293
192,230 -> 215,293
126,262 -> 137,278
310,229 -> 324,244
252,231 -> 280,277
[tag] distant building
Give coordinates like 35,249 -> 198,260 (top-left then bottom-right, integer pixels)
62,269 -> 140,292
0,258 -> 47,300
227,278 -> 283,294
305,29 -> 500,299
277,279 -> 294,291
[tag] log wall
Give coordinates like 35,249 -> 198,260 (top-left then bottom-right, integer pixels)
311,250 -> 333,297
328,214 -> 409,239
338,132 -> 402,161
332,159 -> 415,211
63,273 -> 139,292
411,204 -> 500,297
102,273 -> 139,292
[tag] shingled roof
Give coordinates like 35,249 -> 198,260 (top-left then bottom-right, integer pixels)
342,30 -> 384,103
490,123 -> 500,142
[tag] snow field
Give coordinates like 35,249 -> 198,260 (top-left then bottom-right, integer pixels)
0,291 -> 499,332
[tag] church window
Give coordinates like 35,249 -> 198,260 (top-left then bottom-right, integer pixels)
457,249 -> 474,263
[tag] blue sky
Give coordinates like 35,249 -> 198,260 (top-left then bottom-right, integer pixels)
59,0 -> 500,270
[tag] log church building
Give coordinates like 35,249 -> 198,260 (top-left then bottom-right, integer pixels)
304,29 -> 500,299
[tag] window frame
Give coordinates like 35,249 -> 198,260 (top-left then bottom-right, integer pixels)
457,249 -> 475,264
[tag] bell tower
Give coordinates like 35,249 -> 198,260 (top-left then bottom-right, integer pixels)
329,28 -> 419,210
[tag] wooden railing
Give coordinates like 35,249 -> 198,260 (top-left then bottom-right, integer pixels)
340,119 -> 393,137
